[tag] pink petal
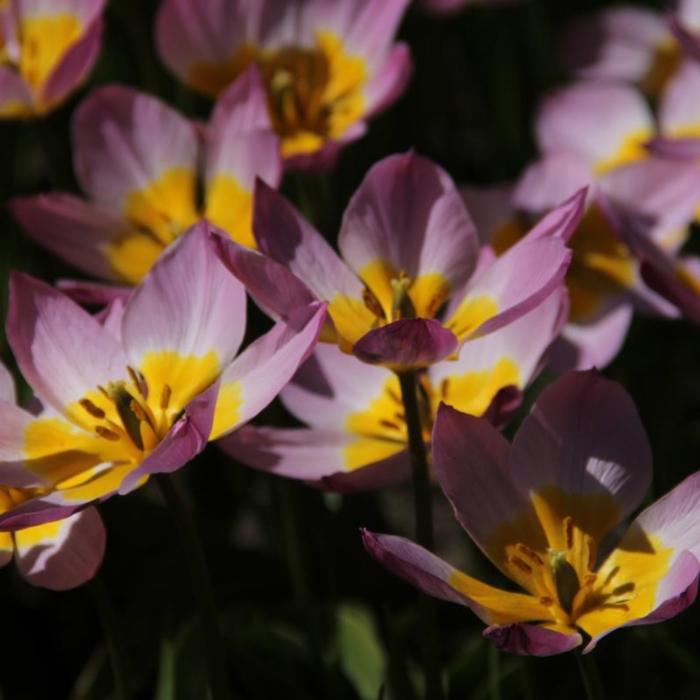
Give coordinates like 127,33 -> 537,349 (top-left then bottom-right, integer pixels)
14,506 -> 106,590
254,180 -> 365,302
9,193 -> 122,280
218,425 -> 410,492
364,43 -> 412,116
0,360 -> 16,404
212,302 -> 327,439
40,16 -> 104,110
72,84 -> 198,211
535,81 -> 653,171
282,342 -> 395,430
484,624 -> 582,657
339,152 -> 479,295
122,222 -> 247,370
511,370 -> 652,525
7,273 -> 129,415
353,318 -> 458,369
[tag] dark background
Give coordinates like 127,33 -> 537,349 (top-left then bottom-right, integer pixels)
1,1 -> 699,698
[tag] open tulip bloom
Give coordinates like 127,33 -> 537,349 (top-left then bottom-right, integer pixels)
0,0 -> 105,118
155,0 -> 412,169
363,371 -> 700,656
216,151 -> 580,374
10,66 -> 281,287
0,361 -> 105,590
0,223 -> 325,530
466,80 -> 700,370
220,288 -> 565,491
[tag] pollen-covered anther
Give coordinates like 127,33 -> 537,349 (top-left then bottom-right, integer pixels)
80,398 -> 105,419
127,365 -> 149,399
160,384 -> 172,410
363,287 -> 385,319
95,426 -> 120,441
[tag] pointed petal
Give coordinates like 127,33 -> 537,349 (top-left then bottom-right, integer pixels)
123,223 -> 247,376
432,404 -> 543,572
659,60 -> 700,139
210,303 -> 327,439
213,233 -> 316,321
361,530 -> 553,625
9,193 -> 122,280
7,272 -> 129,416
339,152 -> 479,319
510,370 -> 652,538
14,506 -> 106,590
39,16 -> 103,111
484,624 -> 582,656
204,66 -> 281,247
353,319 -> 458,370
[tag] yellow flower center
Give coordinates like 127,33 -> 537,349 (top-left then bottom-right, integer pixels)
505,515 -> 637,628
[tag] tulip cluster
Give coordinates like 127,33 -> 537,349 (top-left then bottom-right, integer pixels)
1,0 -> 700,698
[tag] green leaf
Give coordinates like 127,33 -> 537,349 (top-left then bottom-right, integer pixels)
336,604 -> 386,700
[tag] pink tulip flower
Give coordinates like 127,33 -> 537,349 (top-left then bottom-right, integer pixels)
0,223 -> 326,530
216,151 -> 579,373
0,0 -> 105,118
10,66 -> 281,287
364,371 -> 700,655
155,0 -> 412,169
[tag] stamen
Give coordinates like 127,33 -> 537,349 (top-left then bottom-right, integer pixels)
586,535 -> 597,570
80,399 -> 105,419
510,556 -> 533,575
129,400 -> 147,422
539,596 -> 554,606
108,383 -> 145,451
387,388 -> 402,405
612,582 -> 635,597
362,288 -> 385,319
516,544 -> 544,566
96,426 -> 120,441
380,419 -> 402,431
160,384 -> 172,410
602,566 -> 620,588
128,365 -> 149,399
563,516 -> 574,550
440,378 -> 450,399
390,272 -> 416,320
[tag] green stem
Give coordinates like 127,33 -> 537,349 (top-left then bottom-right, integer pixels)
397,370 -> 443,700
488,645 -> 501,700
575,652 -> 605,700
89,576 -> 129,700
156,474 -> 232,700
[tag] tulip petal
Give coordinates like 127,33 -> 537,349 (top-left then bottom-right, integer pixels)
218,426 -> 409,491
254,180 -> 373,344
484,624 -> 582,656
364,43 -> 412,116
39,15 -> 103,111
281,342 -> 395,431
430,290 -> 564,418
72,85 -> 199,237
7,273 -> 129,417
535,82 -> 653,174
123,223 -> 247,394
510,370 -> 652,540
432,404 -> 543,573
339,152 -> 479,320
213,235 -> 317,321
353,318 -> 458,369
0,66 -> 33,118
659,60 -> 700,139
550,302 -> 634,372
210,303 -> 327,440
361,530 -> 554,625
9,193 -> 122,280
14,506 -> 106,590
204,66 -> 281,247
